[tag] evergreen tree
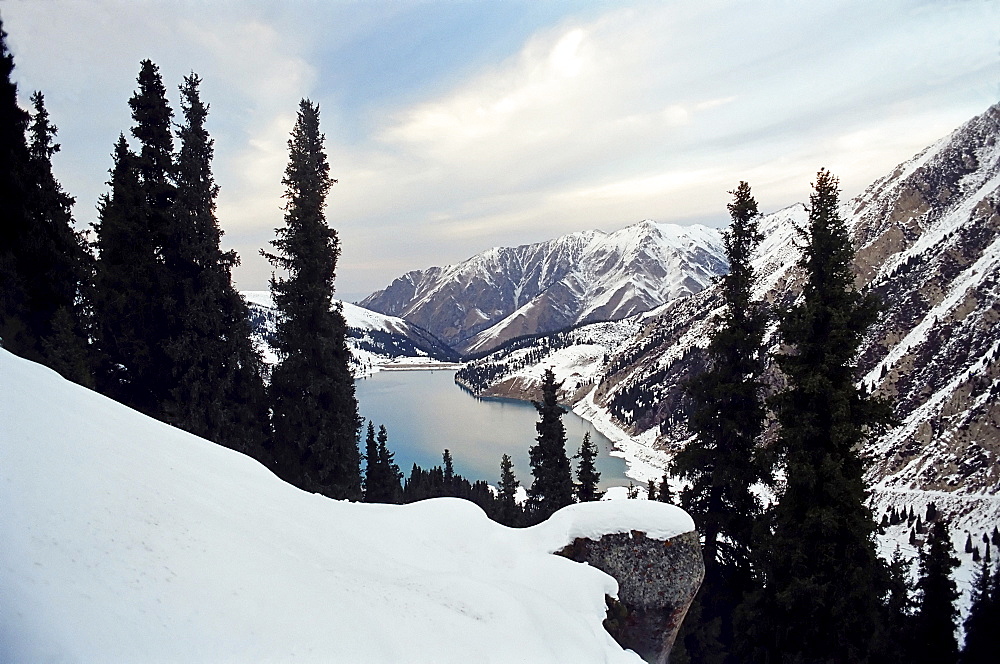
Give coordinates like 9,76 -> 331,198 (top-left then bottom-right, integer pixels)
914,519 -> 960,664
673,182 -> 768,664
574,431 -> 602,502
527,368 -> 574,520
497,453 -> 521,526
443,448 -> 455,489
363,421 -> 378,501
883,546 -> 917,664
0,25 -> 93,380
20,91 -> 94,382
0,18 -> 33,356
161,73 -> 267,455
960,558 -> 997,664
743,170 -> 894,663
93,60 -> 175,416
657,474 -> 673,503
373,424 -> 402,503
264,99 -> 360,499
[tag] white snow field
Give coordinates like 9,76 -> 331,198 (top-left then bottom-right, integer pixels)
0,348 -> 694,662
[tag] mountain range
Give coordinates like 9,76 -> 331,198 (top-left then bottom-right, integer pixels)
359,221 -> 728,356
456,102 -> 1000,535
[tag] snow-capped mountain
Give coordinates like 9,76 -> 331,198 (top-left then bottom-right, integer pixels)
460,102 -> 1000,516
242,291 -> 458,374
359,221 -> 728,356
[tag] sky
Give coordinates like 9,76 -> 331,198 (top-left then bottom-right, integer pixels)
3,0 -> 998,301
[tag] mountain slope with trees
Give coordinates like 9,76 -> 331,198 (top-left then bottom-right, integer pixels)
462,103 -> 1000,514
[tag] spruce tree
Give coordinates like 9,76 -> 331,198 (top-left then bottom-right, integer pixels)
15,91 -> 94,382
657,474 -> 673,503
443,449 -> 455,489
161,73 -> 268,456
93,133 -> 161,411
673,182 -> 768,664
744,170 -> 894,663
93,60 -> 175,416
527,368 -> 574,520
363,421 -> 378,501
574,431 -> 602,502
960,558 -> 997,664
373,425 -> 402,503
0,18 -> 33,356
913,519 -> 960,664
264,99 -> 360,499
497,453 -> 521,527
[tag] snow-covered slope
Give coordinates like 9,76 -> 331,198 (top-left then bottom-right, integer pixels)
243,291 -> 458,375
0,348 -> 697,662
360,221 -> 727,355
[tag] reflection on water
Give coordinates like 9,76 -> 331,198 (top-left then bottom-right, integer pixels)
355,369 -> 629,490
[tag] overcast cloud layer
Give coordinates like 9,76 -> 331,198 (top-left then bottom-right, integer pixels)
3,0 -> 998,299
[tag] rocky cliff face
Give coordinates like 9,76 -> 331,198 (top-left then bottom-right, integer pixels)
459,103 -> 1000,505
360,221 -> 727,356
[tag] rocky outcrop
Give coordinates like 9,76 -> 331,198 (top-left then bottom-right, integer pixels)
558,529 -> 704,664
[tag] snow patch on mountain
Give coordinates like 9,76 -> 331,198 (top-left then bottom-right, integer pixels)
242,291 -> 457,376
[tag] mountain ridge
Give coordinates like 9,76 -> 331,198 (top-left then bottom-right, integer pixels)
360,220 -> 728,355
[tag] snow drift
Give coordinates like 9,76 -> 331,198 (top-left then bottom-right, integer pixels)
0,348 -> 694,662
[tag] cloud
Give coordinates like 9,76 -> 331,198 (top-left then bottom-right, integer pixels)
4,1 -> 998,296
326,0 -> 998,296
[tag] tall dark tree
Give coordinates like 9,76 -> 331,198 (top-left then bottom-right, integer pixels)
883,547 -> 917,664
657,474 -> 673,503
497,453 -> 521,527
378,426 -> 403,504
0,18 -> 33,356
160,73 -> 268,455
93,60 -> 175,416
17,91 -> 94,383
0,23 -> 92,379
574,431 -> 602,502
363,421 -> 378,500
264,98 -> 361,499
961,558 -> 999,664
913,519 -> 960,664
527,368 -> 574,520
376,425 -> 402,503
443,448 -> 455,489
363,424 -> 402,504
673,182 -> 768,664
743,170 -> 894,663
